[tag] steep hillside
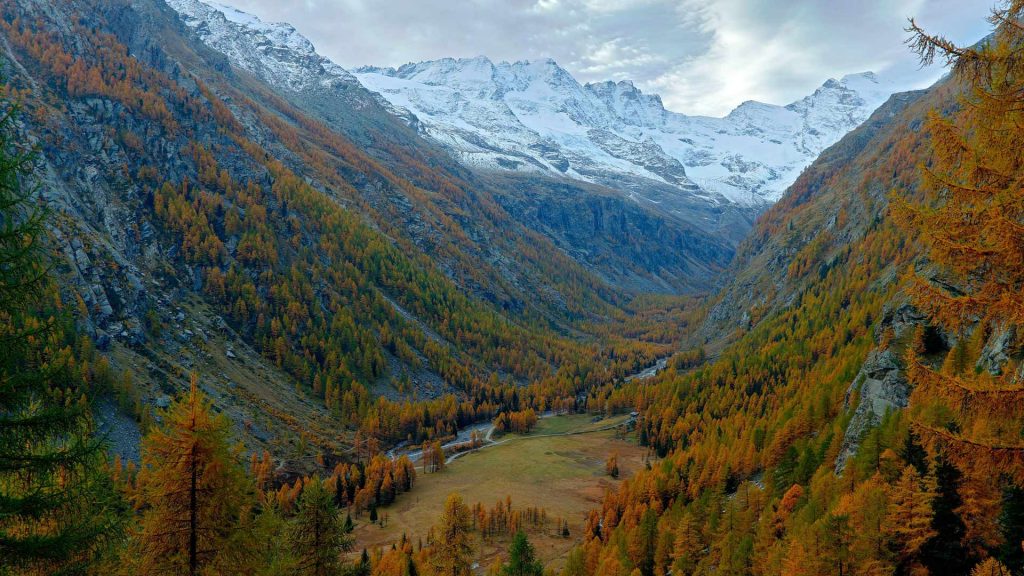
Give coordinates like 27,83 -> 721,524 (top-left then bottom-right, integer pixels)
567,34 -> 1024,573
0,0 -> 672,469
699,86 -> 934,346
164,0 -> 622,322
166,0 -> 739,294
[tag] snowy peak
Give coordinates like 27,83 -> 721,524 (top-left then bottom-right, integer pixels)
585,80 -> 669,129
782,71 -> 894,155
356,57 -> 896,204
168,0 -> 898,207
787,72 -> 889,114
383,56 -> 499,90
360,57 -> 590,105
208,1 -> 314,54
167,0 -> 359,93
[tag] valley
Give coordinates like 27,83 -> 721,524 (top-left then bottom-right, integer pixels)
1,1 -> 1021,576
353,414 -> 647,569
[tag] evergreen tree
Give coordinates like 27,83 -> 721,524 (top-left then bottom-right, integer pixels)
290,476 -> 351,576
127,374 -> 253,575
502,531 -> 543,576
248,498 -> 298,576
920,457 -> 973,575
353,548 -> 370,576
344,512 -> 355,533
0,98 -> 120,573
997,486 -> 1024,572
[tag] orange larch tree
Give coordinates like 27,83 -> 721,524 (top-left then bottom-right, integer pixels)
126,374 -> 253,576
896,1 -> 1024,476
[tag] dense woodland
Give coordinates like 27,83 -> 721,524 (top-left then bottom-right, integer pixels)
0,2 -> 672,443
3,1 -> 1024,575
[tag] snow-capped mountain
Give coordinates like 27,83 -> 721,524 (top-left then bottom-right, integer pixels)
168,0 -> 896,210
355,59 -> 896,205
167,0 -> 382,106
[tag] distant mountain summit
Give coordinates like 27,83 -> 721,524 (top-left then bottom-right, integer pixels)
167,0 -> 378,106
169,0 -> 896,211
355,59 -> 895,206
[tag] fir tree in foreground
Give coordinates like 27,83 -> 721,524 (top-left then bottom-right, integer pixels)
290,476 -> 352,576
0,96 -> 120,574
501,531 -> 543,576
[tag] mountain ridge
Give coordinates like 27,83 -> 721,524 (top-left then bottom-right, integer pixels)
164,0 -> 748,294
354,55 -> 895,206
166,0 -> 898,255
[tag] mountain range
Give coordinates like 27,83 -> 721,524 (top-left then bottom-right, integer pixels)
356,60 -> 894,207
0,0 -> 916,469
168,0 -> 898,293
6,0 -> 1024,573
172,0 -> 896,211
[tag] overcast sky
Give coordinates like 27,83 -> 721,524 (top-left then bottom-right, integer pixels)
221,0 -> 994,116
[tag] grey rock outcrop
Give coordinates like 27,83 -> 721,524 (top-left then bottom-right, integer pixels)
978,324 -> 1016,376
835,349 -> 909,472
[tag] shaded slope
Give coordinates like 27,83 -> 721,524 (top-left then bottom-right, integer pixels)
0,0 -> 658,467
167,0 -> 739,295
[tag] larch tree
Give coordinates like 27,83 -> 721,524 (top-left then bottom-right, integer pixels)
561,547 -> 586,576
127,374 -> 253,575
0,97 -> 120,573
429,493 -> 474,576
885,465 -> 937,573
431,441 -> 445,473
605,453 -> 619,479
628,509 -> 658,576
897,3 -> 1024,566
972,557 -> 1012,576
290,476 -> 351,576
248,496 -> 298,576
897,0 -> 1024,478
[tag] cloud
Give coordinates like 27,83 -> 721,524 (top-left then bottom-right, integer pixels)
221,0 -> 994,116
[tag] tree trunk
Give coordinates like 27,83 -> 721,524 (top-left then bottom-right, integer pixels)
190,423 -> 198,576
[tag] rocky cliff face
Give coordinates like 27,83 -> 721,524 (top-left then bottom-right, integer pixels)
484,173 -> 744,293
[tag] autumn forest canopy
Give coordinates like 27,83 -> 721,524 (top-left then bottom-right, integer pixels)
2,0 -> 1024,575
